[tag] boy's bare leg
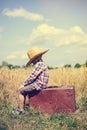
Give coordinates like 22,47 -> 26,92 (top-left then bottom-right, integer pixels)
18,84 -> 35,111
18,93 -> 25,111
18,85 -> 25,111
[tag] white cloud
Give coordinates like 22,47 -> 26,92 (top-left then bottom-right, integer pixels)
6,51 -> 27,60
26,24 -> 87,46
70,26 -> 84,33
2,7 -> 44,21
6,55 -> 17,60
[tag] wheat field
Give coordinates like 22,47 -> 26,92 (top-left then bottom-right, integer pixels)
0,67 -> 87,106
0,67 -> 87,130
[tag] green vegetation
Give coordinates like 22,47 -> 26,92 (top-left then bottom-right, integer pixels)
74,63 -> 81,68
0,59 -> 87,69
0,87 -> 86,130
0,102 -> 87,130
64,64 -> 71,68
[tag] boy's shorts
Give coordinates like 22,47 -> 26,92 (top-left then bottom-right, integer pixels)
19,85 -> 40,98
19,85 -> 35,95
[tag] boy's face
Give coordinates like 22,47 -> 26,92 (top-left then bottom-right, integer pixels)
32,56 -> 42,65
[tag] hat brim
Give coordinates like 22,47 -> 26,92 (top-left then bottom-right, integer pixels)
26,49 -> 48,66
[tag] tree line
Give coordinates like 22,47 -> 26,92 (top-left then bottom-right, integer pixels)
0,60 -> 87,69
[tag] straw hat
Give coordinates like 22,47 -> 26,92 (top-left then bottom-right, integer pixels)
26,47 -> 48,66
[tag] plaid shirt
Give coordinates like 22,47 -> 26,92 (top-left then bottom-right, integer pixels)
23,60 -> 49,90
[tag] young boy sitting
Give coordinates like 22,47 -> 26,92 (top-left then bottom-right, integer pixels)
12,47 -> 49,115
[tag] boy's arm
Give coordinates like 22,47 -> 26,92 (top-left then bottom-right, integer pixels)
23,62 -> 43,86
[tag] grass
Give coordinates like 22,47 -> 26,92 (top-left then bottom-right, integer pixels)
0,104 -> 87,130
0,67 -> 87,130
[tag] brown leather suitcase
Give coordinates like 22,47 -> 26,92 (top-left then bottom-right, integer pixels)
29,86 -> 76,114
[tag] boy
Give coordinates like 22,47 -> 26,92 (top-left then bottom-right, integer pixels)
12,47 -> 49,114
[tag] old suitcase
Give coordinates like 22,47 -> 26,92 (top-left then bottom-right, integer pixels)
29,86 -> 76,114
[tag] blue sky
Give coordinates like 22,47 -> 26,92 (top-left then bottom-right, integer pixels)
0,0 -> 87,67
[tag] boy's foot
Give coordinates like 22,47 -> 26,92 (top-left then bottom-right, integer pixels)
11,108 -> 25,115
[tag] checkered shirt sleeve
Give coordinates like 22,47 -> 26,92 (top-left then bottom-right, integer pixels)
23,61 -> 48,87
